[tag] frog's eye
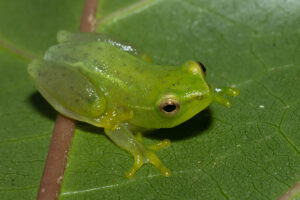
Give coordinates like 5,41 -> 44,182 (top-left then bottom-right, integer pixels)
159,98 -> 180,116
196,61 -> 206,75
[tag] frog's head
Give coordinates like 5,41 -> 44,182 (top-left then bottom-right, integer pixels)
132,60 -> 213,129
152,61 -> 212,128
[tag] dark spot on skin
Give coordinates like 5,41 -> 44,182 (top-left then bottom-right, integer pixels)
172,83 -> 176,87
75,98 -> 79,103
61,73 -> 65,78
97,47 -> 102,50
38,72 -> 41,77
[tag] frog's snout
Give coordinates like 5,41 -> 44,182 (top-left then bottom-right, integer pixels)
185,89 -> 210,101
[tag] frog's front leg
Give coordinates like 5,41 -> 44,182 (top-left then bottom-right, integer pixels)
104,123 -> 171,178
212,86 -> 239,107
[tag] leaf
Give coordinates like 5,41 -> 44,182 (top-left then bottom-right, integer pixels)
0,1 -> 84,199
60,0 -> 300,199
0,0 -> 299,200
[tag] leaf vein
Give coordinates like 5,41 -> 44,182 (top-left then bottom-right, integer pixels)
0,37 -> 38,60
97,0 -> 162,28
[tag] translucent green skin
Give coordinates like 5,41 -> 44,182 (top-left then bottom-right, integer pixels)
28,31 -> 237,178
28,31 -> 212,129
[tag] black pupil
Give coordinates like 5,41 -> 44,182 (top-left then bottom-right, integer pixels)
197,61 -> 206,73
163,104 -> 176,112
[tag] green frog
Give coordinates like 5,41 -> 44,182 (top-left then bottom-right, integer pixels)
28,31 -> 238,178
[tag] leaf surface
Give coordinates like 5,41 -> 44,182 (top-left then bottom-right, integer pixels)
0,0 -> 299,199
0,1 -> 83,199
61,0 -> 300,199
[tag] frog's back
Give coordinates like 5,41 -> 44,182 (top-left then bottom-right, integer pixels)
44,39 -> 178,108
29,32 -> 186,128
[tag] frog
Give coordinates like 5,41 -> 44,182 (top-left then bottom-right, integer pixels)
28,30 -> 239,178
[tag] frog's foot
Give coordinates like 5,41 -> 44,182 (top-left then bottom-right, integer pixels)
148,139 -> 171,151
212,86 -> 239,108
135,133 -> 171,151
125,141 -> 171,178
105,124 -> 171,178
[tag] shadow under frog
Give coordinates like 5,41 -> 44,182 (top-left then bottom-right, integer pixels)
76,108 -> 212,141
148,108 -> 212,141
29,92 -> 57,121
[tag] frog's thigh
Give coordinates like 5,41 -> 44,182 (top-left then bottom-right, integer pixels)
29,60 -> 106,124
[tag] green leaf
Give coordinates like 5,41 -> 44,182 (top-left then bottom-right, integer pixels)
0,1 -> 83,199
0,0 -> 299,200
61,0 -> 300,199
98,0 -> 140,17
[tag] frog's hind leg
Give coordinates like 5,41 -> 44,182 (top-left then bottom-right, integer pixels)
28,60 -> 106,125
105,123 -> 171,178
